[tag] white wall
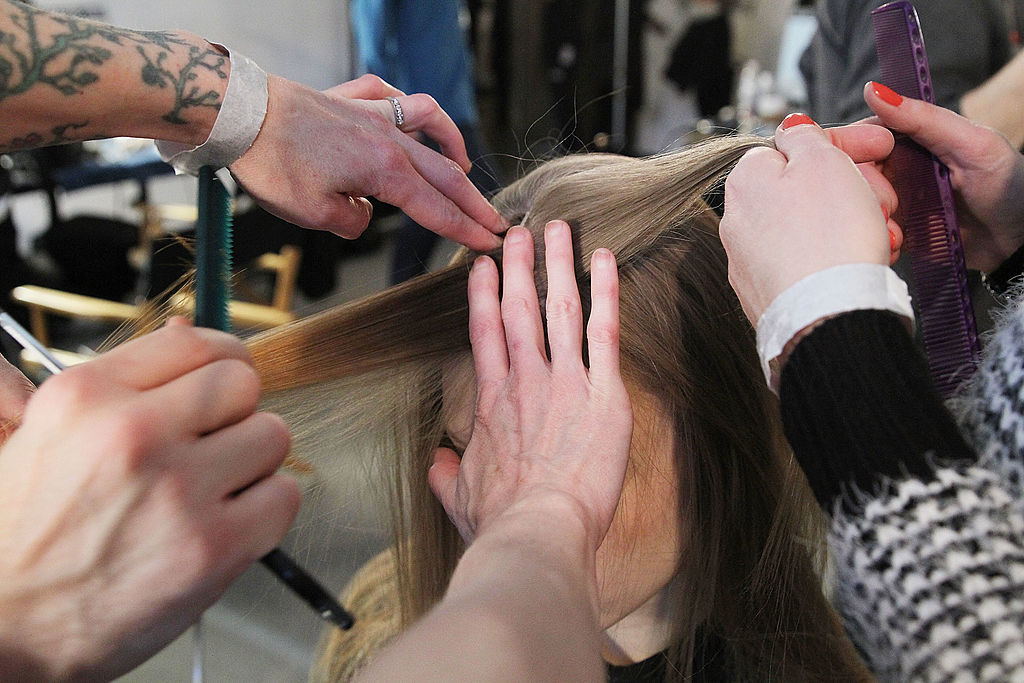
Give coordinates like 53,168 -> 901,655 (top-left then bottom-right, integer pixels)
731,0 -> 798,72
37,0 -> 353,90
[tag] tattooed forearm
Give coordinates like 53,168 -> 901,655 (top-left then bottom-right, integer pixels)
0,6 -> 111,97
137,44 -> 226,124
2,120 -> 89,151
0,1 -> 225,125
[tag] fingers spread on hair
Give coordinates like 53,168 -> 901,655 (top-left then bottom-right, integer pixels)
468,255 -> 509,382
543,221 -> 584,370
499,227 -> 546,375
585,248 -> 622,385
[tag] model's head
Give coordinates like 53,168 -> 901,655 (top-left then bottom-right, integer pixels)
247,137 -> 866,681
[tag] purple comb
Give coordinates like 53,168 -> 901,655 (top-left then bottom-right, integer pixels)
872,0 -> 980,398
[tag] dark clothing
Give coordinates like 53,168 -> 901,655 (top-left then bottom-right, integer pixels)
664,13 -> 734,118
780,310 -> 974,510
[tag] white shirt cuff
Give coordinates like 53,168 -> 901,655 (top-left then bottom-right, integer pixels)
755,263 -> 916,392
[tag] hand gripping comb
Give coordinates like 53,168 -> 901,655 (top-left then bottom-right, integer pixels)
871,1 -> 981,398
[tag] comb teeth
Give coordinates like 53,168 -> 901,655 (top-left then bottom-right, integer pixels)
873,1 -> 979,397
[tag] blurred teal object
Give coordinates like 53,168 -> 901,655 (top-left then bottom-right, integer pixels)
194,166 -> 232,332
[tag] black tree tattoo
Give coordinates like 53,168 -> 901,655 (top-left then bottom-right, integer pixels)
3,119 -> 88,150
137,43 -> 227,124
0,1 -> 226,125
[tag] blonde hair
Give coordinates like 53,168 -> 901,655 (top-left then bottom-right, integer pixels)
245,136 -> 869,681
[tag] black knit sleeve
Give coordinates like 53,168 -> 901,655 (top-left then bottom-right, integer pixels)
778,310 -> 976,510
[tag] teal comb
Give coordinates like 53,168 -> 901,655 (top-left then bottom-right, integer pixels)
194,166 -> 233,332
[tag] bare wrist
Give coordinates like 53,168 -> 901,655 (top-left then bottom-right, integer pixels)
450,497 -> 599,604
484,493 -> 600,556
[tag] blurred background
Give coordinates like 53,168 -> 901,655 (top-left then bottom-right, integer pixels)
2,0 -> 1022,679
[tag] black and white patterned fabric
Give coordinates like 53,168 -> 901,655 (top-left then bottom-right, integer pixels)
779,290 -> 1024,680
830,466 -> 1024,680
953,291 -> 1024,498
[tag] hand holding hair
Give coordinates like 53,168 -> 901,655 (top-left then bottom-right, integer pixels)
0,321 -> 300,681
721,114 -> 915,387
229,73 -> 505,251
721,114 -> 898,329
863,81 -> 1024,273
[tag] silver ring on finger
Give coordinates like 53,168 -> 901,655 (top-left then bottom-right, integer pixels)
385,96 -> 406,130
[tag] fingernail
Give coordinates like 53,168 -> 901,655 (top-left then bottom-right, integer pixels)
593,248 -> 615,268
545,219 -> 569,236
871,82 -> 903,107
889,229 -> 897,252
882,205 -> 889,222
780,113 -> 816,130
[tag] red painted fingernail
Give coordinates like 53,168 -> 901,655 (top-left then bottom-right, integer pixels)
872,82 -> 903,107
889,229 -> 897,252
882,205 -> 889,222
780,113 -> 817,130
